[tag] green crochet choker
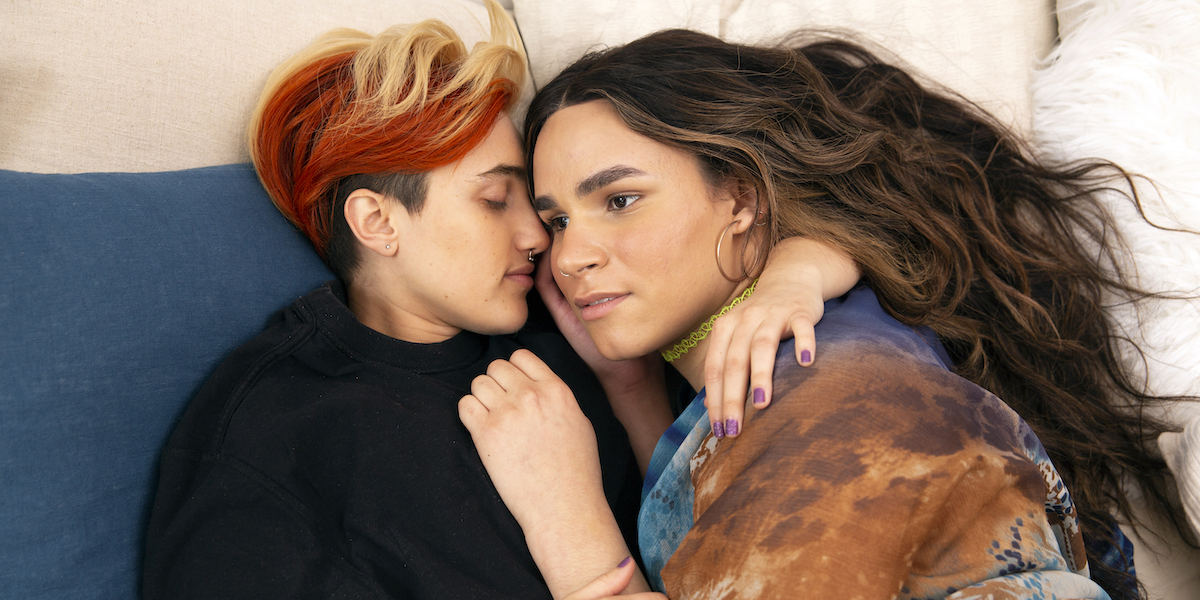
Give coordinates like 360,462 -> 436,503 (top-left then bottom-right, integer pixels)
661,279 -> 758,363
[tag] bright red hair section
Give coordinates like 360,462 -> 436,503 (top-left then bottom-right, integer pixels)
252,51 -> 513,258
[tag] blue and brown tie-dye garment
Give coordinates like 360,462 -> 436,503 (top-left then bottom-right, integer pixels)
639,286 -> 1116,599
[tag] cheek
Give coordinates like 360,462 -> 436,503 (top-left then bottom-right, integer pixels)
462,218 -> 514,269
621,209 -> 707,277
615,229 -> 673,275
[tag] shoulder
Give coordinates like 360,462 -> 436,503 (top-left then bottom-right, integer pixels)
721,285 -> 1047,503
164,281 -> 438,467
768,336 -> 1030,469
163,290 -> 323,453
763,285 -> 1002,445
808,285 -> 951,369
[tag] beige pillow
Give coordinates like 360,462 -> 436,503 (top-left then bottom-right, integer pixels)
0,0 -> 522,173
513,0 -> 1056,132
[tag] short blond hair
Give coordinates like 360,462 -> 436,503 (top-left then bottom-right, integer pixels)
248,0 -> 525,263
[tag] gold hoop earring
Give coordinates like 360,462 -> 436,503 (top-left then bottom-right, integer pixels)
715,220 -> 743,282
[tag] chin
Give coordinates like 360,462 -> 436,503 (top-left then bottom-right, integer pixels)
589,329 -> 658,362
472,306 -> 527,336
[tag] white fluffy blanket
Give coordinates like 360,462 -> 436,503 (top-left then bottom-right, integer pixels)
1032,0 -> 1200,597
1035,0 -> 1200,403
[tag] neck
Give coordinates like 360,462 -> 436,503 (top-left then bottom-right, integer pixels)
345,278 -> 460,344
670,344 -> 708,394
663,278 -> 756,393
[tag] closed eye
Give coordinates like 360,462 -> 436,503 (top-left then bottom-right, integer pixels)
484,199 -> 508,211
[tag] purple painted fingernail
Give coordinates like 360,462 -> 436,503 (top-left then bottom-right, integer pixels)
725,419 -> 739,436
712,421 -> 725,438
753,387 -> 766,405
617,556 -> 632,568
800,349 -> 812,364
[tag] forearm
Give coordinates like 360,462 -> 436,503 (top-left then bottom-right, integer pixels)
522,484 -> 652,597
761,236 -> 859,301
603,383 -> 674,477
593,358 -> 674,477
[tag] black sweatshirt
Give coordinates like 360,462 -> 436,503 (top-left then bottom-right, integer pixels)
143,281 -> 637,599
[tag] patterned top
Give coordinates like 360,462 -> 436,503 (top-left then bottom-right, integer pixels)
638,286 -> 1113,600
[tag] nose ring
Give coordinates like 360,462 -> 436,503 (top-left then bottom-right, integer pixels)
559,270 -> 570,277
528,249 -> 535,263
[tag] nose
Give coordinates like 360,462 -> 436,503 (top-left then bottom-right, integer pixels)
555,222 -> 606,277
516,204 -> 550,258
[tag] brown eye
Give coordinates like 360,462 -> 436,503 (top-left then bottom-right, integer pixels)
608,194 -> 640,211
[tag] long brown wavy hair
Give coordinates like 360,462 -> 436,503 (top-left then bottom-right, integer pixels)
524,29 -> 1195,599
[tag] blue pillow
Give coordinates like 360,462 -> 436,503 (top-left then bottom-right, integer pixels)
0,165 -> 333,600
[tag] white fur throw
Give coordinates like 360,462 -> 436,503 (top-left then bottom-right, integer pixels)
1033,0 -> 1200,403
1032,0 -> 1200,597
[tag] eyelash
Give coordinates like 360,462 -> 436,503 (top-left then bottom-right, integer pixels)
541,194 -> 640,233
608,194 -> 639,211
485,199 -> 508,211
543,215 -> 569,233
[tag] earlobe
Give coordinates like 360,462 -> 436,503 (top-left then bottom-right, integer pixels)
344,188 -> 398,256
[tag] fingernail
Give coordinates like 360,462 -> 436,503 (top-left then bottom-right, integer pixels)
725,419 -> 739,436
800,349 -> 812,364
618,556 -> 632,568
712,420 -> 725,438
753,387 -> 766,406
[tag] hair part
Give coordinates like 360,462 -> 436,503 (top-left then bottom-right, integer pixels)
248,0 -> 525,281
525,29 -> 1196,599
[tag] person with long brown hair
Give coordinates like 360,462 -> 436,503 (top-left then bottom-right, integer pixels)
461,28 -> 1193,600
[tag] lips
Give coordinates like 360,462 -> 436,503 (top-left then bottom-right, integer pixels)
504,263 -> 535,287
574,292 -> 629,321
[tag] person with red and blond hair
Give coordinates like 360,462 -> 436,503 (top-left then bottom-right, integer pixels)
141,3 -> 856,599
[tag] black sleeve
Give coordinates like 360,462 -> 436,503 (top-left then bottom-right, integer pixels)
143,457 -> 383,600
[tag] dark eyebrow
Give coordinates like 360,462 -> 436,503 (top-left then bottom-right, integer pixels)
576,165 -> 645,197
476,163 -> 527,182
532,165 -> 647,213
532,194 -> 558,212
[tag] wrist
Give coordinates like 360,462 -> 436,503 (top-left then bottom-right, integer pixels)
761,236 -> 859,301
520,490 -> 633,598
